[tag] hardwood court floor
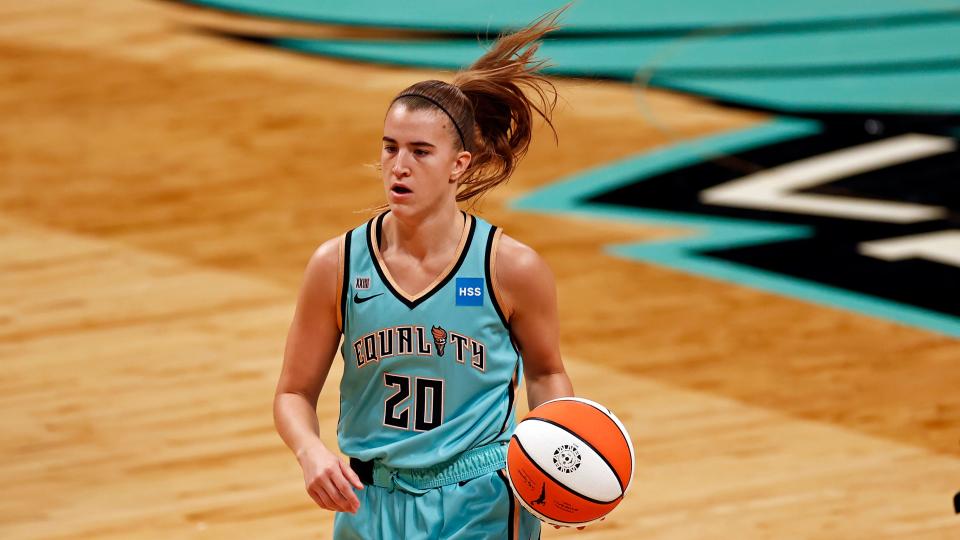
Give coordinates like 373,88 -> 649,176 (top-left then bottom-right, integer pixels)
1,1 -> 958,538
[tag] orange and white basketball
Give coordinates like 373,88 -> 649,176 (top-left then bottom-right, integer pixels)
506,397 -> 634,527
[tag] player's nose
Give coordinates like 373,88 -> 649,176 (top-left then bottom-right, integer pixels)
391,151 -> 412,178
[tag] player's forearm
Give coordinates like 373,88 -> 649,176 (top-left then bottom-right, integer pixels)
274,392 -> 328,459
525,371 -> 574,409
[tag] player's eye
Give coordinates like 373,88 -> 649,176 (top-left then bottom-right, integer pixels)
383,145 -> 397,154
414,149 -> 429,157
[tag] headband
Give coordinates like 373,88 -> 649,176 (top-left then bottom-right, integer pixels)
395,93 -> 468,151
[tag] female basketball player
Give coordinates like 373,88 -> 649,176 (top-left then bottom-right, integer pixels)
274,9 -> 573,539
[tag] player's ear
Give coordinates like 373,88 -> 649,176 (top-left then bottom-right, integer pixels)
450,151 -> 471,183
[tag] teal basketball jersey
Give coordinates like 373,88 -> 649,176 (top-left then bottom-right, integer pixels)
337,211 -> 521,469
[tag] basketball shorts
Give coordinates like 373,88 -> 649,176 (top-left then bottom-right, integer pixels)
334,446 -> 540,539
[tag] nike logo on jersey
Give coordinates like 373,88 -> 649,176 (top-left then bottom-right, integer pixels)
353,292 -> 384,304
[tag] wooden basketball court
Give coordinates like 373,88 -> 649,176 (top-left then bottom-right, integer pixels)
2,1 -> 958,538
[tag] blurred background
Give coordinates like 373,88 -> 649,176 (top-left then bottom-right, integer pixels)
2,1 -> 959,538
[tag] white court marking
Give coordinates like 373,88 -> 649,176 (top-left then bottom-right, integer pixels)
700,134 -> 954,222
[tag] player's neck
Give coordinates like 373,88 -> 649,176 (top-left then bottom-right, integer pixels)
383,204 -> 464,261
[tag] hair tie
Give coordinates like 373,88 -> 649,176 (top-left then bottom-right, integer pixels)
395,93 -> 468,151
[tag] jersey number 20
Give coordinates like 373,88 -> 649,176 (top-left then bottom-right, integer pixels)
383,373 -> 444,431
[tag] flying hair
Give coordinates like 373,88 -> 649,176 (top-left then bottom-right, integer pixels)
389,4 -> 567,206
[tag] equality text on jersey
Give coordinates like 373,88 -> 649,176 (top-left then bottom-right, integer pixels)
353,324 -> 486,371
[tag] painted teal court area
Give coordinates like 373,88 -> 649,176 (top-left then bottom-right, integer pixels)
268,18 -> 960,114
270,19 -> 960,78
182,0 -> 960,33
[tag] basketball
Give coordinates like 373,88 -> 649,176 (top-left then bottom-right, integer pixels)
506,397 -> 635,527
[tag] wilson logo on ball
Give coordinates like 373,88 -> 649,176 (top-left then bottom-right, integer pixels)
552,444 -> 582,473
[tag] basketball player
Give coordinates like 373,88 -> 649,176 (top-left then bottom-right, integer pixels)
274,9 -> 573,539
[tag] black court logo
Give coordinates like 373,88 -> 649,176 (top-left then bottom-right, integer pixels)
586,122 -> 960,321
553,443 -> 582,474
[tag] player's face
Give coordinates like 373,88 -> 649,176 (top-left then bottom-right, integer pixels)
381,104 -> 470,217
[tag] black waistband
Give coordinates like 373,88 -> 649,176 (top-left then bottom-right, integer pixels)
349,457 -> 374,486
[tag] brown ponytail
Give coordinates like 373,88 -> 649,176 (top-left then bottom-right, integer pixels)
389,6 -> 566,206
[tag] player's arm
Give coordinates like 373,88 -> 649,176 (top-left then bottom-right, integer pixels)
274,236 -> 363,513
495,233 -> 574,409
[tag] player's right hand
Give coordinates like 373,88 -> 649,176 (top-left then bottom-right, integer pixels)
297,443 -> 364,513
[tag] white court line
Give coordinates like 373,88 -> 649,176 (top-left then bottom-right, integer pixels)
860,229 -> 960,268
700,134 -> 953,223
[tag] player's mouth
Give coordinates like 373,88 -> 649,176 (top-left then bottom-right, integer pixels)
389,183 -> 413,200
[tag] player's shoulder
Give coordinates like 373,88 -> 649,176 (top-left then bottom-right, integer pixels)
305,216 -> 375,277
494,233 -> 555,291
496,233 -> 544,271
300,233 -> 351,298
306,235 -> 343,273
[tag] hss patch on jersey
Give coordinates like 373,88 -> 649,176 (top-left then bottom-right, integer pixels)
455,277 -> 484,306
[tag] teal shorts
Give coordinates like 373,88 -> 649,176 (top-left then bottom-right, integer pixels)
334,445 -> 540,539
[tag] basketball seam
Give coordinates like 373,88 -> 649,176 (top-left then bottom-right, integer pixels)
511,434 -> 621,506
571,399 -> 635,483
505,466 -> 601,527
537,397 -> 634,487
507,452 -> 613,527
512,486 -> 603,526
523,416 -> 626,494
